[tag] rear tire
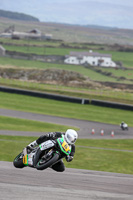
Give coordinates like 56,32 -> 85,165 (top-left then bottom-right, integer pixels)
13,153 -> 25,168
36,153 -> 59,170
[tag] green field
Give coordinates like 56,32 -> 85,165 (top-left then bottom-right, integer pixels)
0,92 -> 133,126
3,43 -> 133,68
1,56 -> 133,83
0,38 -> 133,104
0,77 -> 132,103
0,116 -> 77,132
101,67 -> 133,79
0,56 -> 119,82
1,38 -> 133,87
0,38 -> 108,48
1,135 -> 133,174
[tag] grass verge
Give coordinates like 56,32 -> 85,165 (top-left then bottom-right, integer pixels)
66,147 -> 133,174
1,135 -> 133,174
0,116 -> 77,132
0,77 -> 133,104
0,92 -> 133,127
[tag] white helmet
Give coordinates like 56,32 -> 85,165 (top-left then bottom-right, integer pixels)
65,129 -> 78,145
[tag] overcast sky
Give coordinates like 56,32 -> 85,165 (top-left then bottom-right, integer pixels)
0,0 -> 133,29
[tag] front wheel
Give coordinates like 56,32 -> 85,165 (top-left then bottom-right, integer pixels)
13,152 -> 25,168
36,153 -> 59,170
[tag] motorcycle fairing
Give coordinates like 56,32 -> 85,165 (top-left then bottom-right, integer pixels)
23,153 -> 34,166
23,154 -> 28,166
57,135 -> 71,155
39,140 -> 55,151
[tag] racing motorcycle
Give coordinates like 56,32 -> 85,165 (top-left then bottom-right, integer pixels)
120,122 -> 128,131
13,135 -> 71,170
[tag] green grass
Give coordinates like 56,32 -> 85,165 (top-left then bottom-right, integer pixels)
0,135 -> 37,162
0,38 -> 105,48
0,56 -> 133,84
1,135 -> 133,174
0,38 -> 61,47
76,139 -> 133,150
0,116 -> 77,132
100,67 -> 133,81
3,44 -> 77,55
0,57 -> 115,81
66,147 -> 133,174
0,77 -> 133,105
0,57 -> 116,82
0,92 -> 133,127
3,43 -> 133,68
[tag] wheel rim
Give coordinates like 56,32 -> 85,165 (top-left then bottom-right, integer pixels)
38,155 -> 53,166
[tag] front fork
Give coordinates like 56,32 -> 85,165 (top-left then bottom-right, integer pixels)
33,148 -> 42,167
33,148 -> 54,167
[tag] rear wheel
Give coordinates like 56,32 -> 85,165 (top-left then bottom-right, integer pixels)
13,153 -> 25,168
36,153 -> 59,170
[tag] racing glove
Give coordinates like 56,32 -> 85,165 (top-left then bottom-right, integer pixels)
27,140 -> 37,153
66,155 -> 73,162
28,140 -> 37,148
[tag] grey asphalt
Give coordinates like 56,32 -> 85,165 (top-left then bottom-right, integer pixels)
1,161 -> 133,200
0,108 -> 133,139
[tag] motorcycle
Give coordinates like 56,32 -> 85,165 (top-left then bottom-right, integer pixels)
13,135 -> 71,170
120,122 -> 128,131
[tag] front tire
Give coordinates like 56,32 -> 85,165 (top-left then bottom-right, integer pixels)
13,153 -> 25,168
36,153 -> 59,170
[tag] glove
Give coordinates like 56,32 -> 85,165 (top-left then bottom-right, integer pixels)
26,140 -> 37,153
66,155 -> 73,162
26,145 -> 34,154
48,132 -> 57,139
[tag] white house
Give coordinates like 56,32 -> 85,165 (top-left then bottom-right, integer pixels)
64,51 -> 116,67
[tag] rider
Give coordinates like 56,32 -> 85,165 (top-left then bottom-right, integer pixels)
120,121 -> 124,127
27,129 -> 78,172
120,121 -> 128,130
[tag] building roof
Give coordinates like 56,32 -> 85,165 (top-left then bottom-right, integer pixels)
29,29 -> 41,34
69,51 -> 111,58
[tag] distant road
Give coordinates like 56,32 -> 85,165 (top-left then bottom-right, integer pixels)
0,108 -> 133,139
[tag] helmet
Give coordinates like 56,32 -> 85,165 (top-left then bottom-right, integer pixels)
64,129 -> 78,145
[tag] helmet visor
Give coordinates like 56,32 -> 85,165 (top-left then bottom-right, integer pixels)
67,134 -> 76,144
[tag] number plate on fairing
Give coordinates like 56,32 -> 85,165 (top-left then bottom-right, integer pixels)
39,140 -> 54,151
57,136 -> 71,155
62,140 -> 71,152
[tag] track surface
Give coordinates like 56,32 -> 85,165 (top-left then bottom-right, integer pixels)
1,161 -> 133,200
0,108 -> 133,139
0,108 -> 133,199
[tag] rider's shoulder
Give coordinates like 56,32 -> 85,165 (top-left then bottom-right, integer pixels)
55,132 -> 63,137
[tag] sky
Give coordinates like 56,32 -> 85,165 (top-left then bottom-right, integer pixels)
0,0 -> 133,29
